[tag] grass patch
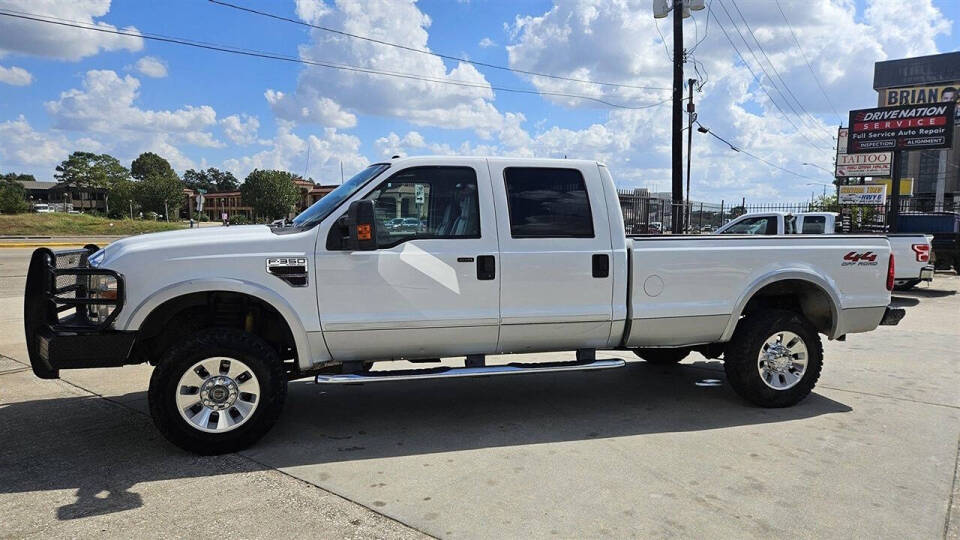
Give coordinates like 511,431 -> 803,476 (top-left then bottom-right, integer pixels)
0,213 -> 186,236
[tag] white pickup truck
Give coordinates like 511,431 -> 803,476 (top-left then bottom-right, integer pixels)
716,211 -> 935,290
24,157 -> 903,454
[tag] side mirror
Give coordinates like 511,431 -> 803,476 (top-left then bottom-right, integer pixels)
346,200 -> 378,251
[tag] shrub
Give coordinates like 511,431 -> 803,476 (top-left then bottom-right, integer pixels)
229,214 -> 249,225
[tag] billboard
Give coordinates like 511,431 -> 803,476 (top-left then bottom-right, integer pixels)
835,127 -> 891,177
881,84 -> 960,107
839,185 -> 887,205
847,102 -> 955,153
866,177 -> 914,197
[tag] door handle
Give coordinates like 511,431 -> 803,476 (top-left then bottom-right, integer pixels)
477,255 -> 496,280
592,254 -> 609,278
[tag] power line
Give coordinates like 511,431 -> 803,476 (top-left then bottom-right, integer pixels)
711,3 -> 830,152
718,0 -> 832,148
774,0 -> 844,124
697,121 -> 820,180
0,9 -> 673,111
727,0 -> 832,141
208,0 -> 672,92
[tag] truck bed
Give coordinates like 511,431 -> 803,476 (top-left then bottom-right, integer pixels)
622,234 -> 893,347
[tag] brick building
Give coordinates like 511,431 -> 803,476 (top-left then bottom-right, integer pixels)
183,179 -> 339,221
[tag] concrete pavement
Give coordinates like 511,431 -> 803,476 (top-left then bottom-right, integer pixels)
1,246 -> 959,538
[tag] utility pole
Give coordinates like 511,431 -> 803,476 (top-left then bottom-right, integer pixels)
685,77 -> 695,233
671,0 -> 684,234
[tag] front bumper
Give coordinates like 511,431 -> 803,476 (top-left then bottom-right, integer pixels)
920,265 -> 935,282
24,247 -> 135,379
879,305 -> 906,326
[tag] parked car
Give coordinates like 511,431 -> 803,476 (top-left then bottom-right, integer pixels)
715,211 -> 934,290
24,156 -> 902,454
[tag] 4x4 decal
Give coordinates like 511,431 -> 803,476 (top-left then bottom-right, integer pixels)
842,251 -> 879,266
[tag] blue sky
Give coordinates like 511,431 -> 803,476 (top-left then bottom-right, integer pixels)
0,0 -> 957,202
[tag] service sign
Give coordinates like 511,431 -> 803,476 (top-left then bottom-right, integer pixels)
835,127 -> 891,177
839,185 -> 886,205
847,102 -> 955,153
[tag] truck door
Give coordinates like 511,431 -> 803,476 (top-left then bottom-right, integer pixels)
487,160 -> 614,353
315,160 -> 501,360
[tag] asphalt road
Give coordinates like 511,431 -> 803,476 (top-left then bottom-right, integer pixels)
1,247 -> 959,538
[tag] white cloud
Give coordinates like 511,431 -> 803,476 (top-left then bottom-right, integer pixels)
498,0 -> 953,201
0,64 -> 31,85
478,37 -> 496,48
45,70 -> 217,136
267,0 -> 505,134
135,56 -> 168,78
0,115 -> 71,171
0,0 -> 143,61
220,114 -> 260,145
224,122 -> 367,182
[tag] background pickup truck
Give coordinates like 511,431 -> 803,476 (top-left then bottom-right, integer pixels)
715,211 -> 934,290
24,157 -> 902,454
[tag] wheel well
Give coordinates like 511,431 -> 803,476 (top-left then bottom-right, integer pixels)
740,279 -> 835,335
134,291 -> 298,374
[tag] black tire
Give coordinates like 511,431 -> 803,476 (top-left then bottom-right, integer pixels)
723,309 -> 823,408
148,328 -> 287,455
893,279 -> 920,291
633,347 -> 690,365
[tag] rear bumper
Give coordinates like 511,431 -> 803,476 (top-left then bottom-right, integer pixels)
24,247 -> 134,379
879,305 -> 906,326
920,265 -> 935,282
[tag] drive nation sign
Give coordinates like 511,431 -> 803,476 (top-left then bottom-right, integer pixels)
847,102 -> 955,154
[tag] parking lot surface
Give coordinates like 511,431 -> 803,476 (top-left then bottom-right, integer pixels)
1,247 -> 958,538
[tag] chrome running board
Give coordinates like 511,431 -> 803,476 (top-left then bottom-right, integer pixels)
315,358 -> 625,384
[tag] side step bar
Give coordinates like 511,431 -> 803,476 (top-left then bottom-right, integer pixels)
315,358 -> 625,385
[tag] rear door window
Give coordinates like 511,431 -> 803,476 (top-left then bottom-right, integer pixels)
801,216 -> 826,234
503,167 -> 594,238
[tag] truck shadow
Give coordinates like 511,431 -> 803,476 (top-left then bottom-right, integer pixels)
0,360 -> 851,519
896,287 -> 957,298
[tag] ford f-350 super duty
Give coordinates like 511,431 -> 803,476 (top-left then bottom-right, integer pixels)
24,157 -> 904,454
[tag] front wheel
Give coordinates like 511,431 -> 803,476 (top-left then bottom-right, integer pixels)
723,309 -> 823,408
148,328 -> 287,455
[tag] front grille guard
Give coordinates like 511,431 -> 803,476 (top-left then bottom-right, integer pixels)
25,246 -> 125,333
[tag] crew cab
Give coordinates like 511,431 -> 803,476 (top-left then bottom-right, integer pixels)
716,211 -> 934,290
24,157 -> 903,454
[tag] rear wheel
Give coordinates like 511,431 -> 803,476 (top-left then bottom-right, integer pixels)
148,328 -> 286,454
633,347 -> 690,365
723,309 -> 823,408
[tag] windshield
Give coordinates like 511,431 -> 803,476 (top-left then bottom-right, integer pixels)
291,163 -> 390,228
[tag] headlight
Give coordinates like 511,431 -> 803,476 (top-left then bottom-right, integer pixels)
86,274 -> 118,323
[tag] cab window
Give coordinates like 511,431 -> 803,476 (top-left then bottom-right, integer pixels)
721,216 -> 778,235
363,166 -> 480,248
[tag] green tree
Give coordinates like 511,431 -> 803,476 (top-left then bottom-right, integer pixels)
54,152 -> 130,213
241,169 -> 299,221
0,175 -> 30,214
55,151 -> 98,211
183,167 -> 239,193
1,172 -> 37,183
131,152 -> 183,219
729,205 -> 747,218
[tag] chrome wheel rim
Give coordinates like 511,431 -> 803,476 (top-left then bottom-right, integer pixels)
757,331 -> 808,391
175,357 -> 260,433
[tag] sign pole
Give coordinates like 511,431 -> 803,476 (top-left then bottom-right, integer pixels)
888,150 -> 901,233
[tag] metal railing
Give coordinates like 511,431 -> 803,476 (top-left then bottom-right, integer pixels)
618,191 -> 959,234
